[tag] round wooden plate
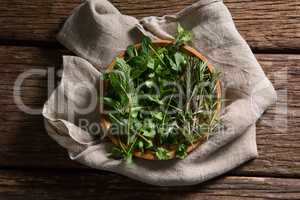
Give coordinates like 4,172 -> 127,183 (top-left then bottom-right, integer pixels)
100,40 -> 221,160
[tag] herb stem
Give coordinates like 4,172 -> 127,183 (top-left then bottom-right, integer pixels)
127,95 -> 132,145
162,95 -> 174,127
149,45 -> 166,66
136,132 -> 152,145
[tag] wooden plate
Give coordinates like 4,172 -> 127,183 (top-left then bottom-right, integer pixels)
100,40 -> 221,160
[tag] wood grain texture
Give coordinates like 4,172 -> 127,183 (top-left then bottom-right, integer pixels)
0,0 -> 300,50
0,0 -> 298,198
0,46 -> 299,177
0,170 -> 299,200
234,54 -> 300,177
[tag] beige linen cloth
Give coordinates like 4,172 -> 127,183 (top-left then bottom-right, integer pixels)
42,0 -> 277,186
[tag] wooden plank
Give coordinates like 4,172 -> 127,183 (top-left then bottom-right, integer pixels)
0,0 -> 300,50
234,54 -> 300,177
0,170 -> 299,199
0,46 -> 299,177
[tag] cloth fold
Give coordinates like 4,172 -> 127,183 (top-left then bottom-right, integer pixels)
43,0 -> 277,186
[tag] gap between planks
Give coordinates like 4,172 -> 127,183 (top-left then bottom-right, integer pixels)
0,169 -> 299,200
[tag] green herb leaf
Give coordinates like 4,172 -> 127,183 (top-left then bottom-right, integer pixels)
147,57 -> 155,69
174,52 -> 186,67
138,140 -> 144,152
130,56 -> 148,79
176,143 -> 188,159
175,24 -> 192,46
145,80 -> 155,88
155,147 -> 170,160
143,95 -> 164,105
166,55 -> 179,71
126,45 -> 137,59
143,129 -> 156,138
141,36 -> 152,54
151,112 -> 163,120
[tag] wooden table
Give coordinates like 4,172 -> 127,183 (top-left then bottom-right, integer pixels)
0,0 -> 299,199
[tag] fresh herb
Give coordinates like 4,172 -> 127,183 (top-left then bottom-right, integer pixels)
101,24 -> 220,162
176,144 -> 188,159
174,24 -> 192,49
155,147 -> 170,160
